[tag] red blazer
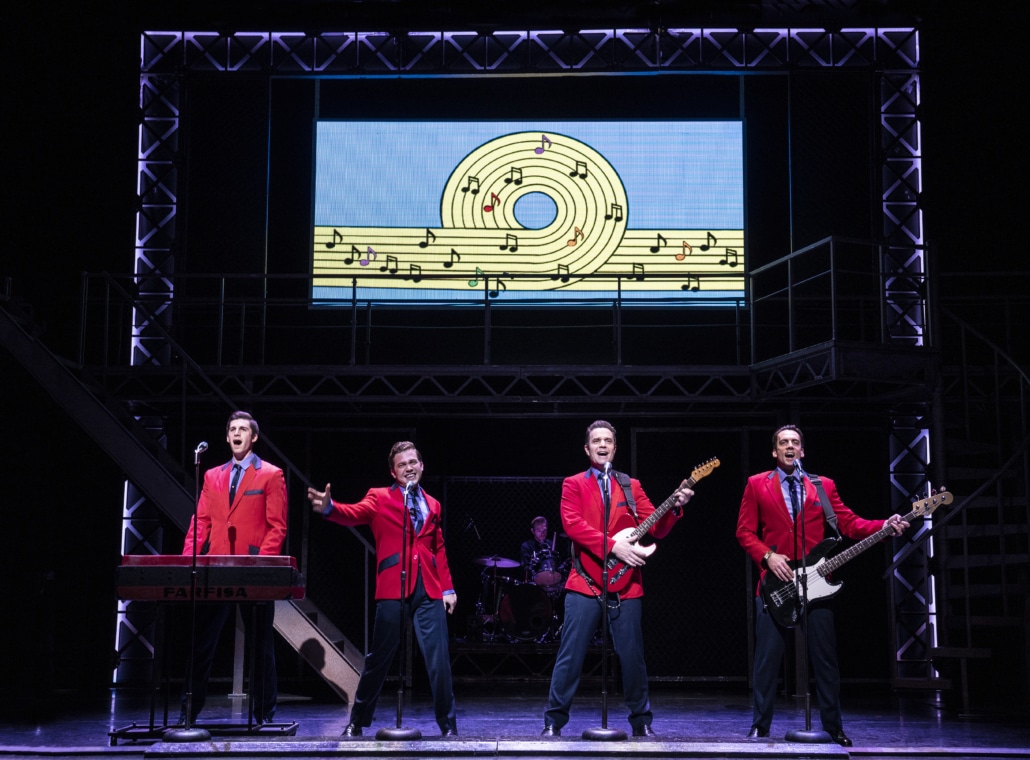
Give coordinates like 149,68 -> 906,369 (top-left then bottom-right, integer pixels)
322,484 -> 454,601
736,470 -> 883,592
183,457 -> 288,556
562,469 -> 682,600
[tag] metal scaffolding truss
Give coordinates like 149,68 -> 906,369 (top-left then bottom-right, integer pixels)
121,23 -> 930,687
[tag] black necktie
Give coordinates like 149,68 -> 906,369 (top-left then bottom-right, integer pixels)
229,464 -> 242,503
786,475 -> 801,520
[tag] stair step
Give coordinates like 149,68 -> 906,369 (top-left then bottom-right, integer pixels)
894,676 -> 953,691
931,647 -> 991,659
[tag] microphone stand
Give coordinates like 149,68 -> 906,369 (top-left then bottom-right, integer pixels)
784,467 -> 831,744
583,465 -> 626,741
377,481 -> 420,740
164,443 -> 212,742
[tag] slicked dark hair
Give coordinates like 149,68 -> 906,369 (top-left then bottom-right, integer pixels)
389,440 -> 421,470
226,410 -> 259,437
772,424 -> 804,448
585,419 -> 616,445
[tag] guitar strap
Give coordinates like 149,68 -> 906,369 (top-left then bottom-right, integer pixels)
806,472 -> 841,540
613,470 -> 638,518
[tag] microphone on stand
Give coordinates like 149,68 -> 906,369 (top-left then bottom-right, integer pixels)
193,441 -> 208,466
793,457 -> 806,480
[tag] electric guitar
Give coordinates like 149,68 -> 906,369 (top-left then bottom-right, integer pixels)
760,488 -> 953,627
578,457 -> 720,593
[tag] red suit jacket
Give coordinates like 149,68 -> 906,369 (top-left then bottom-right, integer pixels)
562,469 -> 682,600
736,470 -> 883,592
183,457 -> 289,556
322,484 -> 454,601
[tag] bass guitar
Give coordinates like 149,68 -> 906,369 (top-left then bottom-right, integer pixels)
760,488 -> 952,627
579,457 -> 720,593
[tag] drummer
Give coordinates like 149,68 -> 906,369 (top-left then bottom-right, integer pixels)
520,516 -> 560,584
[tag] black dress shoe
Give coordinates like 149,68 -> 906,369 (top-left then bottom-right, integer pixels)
441,728 -> 458,737
746,725 -> 769,739
541,725 -> 561,737
830,729 -> 853,747
341,723 -> 363,737
632,724 -> 657,737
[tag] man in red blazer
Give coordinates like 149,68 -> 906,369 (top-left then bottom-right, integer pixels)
736,424 -> 908,747
180,410 -> 289,725
542,420 -> 692,737
307,441 -> 458,737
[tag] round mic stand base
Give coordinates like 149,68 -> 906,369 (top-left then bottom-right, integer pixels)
376,726 -> 422,741
582,726 -> 628,741
162,727 -> 212,743
785,727 -> 832,743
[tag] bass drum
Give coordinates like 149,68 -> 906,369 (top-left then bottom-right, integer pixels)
499,582 -> 553,641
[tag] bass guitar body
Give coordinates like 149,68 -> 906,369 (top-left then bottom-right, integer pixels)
760,538 -> 841,627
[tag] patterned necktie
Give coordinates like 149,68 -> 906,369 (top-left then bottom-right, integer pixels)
408,489 -> 423,534
786,475 -> 801,520
229,464 -> 242,503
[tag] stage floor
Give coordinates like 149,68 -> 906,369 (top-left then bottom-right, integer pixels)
3,682 -> 1028,760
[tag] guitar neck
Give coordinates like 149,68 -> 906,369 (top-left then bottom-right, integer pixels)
818,506 -> 919,577
625,476 -> 693,542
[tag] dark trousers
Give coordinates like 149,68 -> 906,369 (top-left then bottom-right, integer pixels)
181,601 -> 277,723
544,591 -> 651,731
348,572 -> 457,734
751,595 -> 843,733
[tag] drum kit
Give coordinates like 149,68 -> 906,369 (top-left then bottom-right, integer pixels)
471,549 -> 570,644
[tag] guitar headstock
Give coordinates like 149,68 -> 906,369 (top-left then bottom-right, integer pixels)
690,457 -> 721,483
911,488 -> 953,517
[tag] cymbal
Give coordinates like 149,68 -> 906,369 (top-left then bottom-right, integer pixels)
473,555 -> 519,568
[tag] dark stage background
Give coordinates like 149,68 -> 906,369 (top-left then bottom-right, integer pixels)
2,0 -> 1026,712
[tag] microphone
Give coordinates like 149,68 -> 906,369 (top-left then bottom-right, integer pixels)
793,457 -> 806,479
404,479 -> 416,496
603,461 -> 612,478
194,441 -> 209,455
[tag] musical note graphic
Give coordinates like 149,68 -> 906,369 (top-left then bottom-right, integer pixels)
404,263 -> 422,283
418,228 -> 437,248
650,233 -> 668,253
604,203 -> 623,222
569,160 -> 588,179
676,241 -> 693,261
504,167 -> 523,185
444,249 -> 461,268
500,233 -> 519,252
719,248 -> 739,267
379,254 -> 398,274
489,276 -> 508,298
534,134 -> 553,154
325,228 -> 344,249
551,263 -> 570,283
632,263 -> 646,281
484,192 -> 501,213
699,231 -> 717,251
468,267 -> 484,288
461,175 -> 480,195
681,275 -> 701,292
566,226 -> 585,247
344,245 -> 360,265
360,246 -> 377,266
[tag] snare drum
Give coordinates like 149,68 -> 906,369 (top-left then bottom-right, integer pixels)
531,549 -> 564,587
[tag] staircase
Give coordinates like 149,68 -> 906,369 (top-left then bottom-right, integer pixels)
930,308 -> 1030,715
0,292 -> 364,704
